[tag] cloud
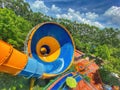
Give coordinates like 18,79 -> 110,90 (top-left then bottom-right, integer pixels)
31,0 -> 61,16
68,8 -> 74,13
104,6 -> 120,26
56,8 -> 104,28
51,5 -> 61,13
104,6 -> 120,17
85,12 -> 99,20
27,0 -> 120,28
31,0 -> 49,14
29,0 -> 105,28
24,0 -> 27,2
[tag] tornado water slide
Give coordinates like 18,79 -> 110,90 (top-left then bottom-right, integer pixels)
0,22 -> 75,79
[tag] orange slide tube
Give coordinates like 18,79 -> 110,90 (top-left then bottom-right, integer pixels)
0,40 -> 28,75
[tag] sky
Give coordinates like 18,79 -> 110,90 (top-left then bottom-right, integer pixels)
25,0 -> 120,29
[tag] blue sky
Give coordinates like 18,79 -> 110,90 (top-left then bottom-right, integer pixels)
25,0 -> 120,29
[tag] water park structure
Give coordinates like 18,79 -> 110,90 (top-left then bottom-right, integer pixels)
0,22 -> 104,90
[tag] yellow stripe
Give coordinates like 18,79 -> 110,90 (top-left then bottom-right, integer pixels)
36,36 -> 61,62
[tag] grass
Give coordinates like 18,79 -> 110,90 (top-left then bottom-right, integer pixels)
0,73 -> 29,90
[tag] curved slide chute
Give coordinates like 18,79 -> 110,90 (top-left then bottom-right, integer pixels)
0,22 -> 75,78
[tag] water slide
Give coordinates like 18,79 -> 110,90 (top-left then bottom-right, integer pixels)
45,72 -> 82,90
0,22 -> 75,79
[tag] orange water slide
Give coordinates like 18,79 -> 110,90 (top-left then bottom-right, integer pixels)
0,40 -> 28,75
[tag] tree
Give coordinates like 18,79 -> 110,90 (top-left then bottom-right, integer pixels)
0,0 -> 32,19
0,8 -> 32,50
94,45 -> 111,60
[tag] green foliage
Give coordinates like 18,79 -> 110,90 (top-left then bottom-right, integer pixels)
0,8 -> 32,50
0,73 -> 29,90
28,12 -> 51,26
104,57 -> 120,75
0,0 -> 32,19
94,45 -> 111,60
0,0 -> 120,89
99,68 -> 120,86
